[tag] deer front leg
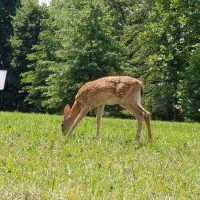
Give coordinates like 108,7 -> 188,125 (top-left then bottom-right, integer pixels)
67,107 -> 90,136
96,105 -> 105,141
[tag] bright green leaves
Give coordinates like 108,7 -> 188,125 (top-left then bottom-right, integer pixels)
122,0 -> 200,120
21,0 -> 122,112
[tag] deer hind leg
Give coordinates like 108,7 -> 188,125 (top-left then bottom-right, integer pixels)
131,105 -> 145,141
67,106 -> 90,136
120,103 -> 144,142
136,105 -> 152,140
96,105 -> 105,141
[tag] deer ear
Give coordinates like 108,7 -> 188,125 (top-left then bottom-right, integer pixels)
64,104 -> 71,115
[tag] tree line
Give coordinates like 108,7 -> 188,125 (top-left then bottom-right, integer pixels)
1,0 -> 200,121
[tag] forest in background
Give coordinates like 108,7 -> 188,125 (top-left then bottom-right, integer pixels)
0,0 -> 200,121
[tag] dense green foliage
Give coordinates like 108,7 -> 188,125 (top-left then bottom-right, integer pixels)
0,0 -> 19,69
0,0 -> 199,120
0,0 -> 20,110
0,112 -> 200,198
178,44 -> 200,121
10,0 -> 48,110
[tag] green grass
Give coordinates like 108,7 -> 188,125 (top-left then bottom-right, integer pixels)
0,112 -> 200,199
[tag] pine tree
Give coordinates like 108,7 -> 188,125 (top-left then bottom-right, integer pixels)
10,0 -> 48,111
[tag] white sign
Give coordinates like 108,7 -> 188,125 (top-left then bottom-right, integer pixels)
0,70 -> 7,90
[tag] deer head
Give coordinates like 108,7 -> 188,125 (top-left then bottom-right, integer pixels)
61,104 -> 73,135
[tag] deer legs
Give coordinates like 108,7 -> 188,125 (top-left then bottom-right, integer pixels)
120,103 -> 152,141
64,102 -> 151,142
66,102 -> 152,142
143,109 -> 152,140
66,104 -> 105,140
67,106 -> 89,136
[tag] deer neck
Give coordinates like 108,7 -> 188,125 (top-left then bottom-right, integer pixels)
69,101 -> 80,122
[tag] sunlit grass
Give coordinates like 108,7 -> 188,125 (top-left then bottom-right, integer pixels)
0,112 -> 200,199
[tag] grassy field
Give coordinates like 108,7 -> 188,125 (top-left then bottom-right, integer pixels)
0,112 -> 200,199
